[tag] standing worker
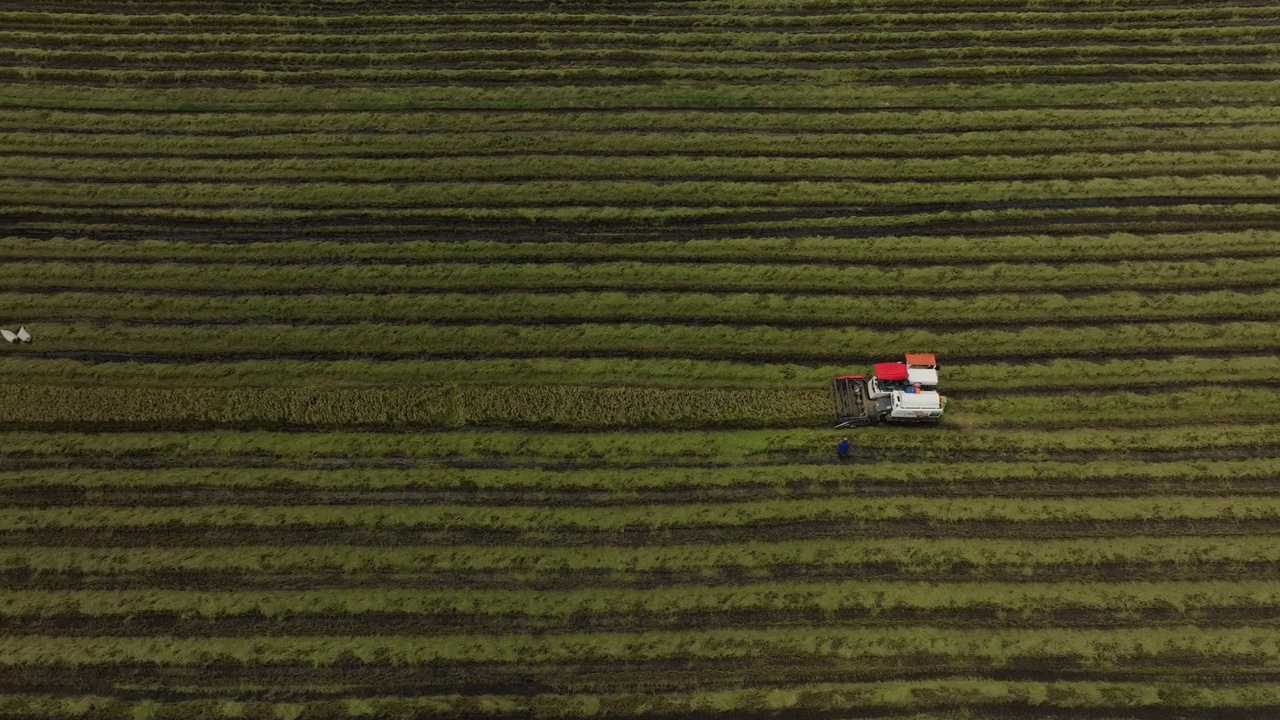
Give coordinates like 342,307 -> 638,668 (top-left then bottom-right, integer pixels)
837,436 -> 850,459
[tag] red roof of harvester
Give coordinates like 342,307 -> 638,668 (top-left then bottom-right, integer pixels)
874,362 -> 909,381
904,352 -> 936,367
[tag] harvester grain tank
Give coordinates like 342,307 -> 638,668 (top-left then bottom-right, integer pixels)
831,353 -> 946,428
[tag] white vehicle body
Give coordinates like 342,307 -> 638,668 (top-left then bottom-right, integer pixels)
906,366 -> 938,388
886,389 -> 944,421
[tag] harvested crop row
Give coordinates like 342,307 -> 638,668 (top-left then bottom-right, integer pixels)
7,580 -> 1280,622
7,495 -> 1280,532
14,126 -> 1280,162
9,536 -> 1280,578
12,202 -> 1280,241
14,150 -> 1280,183
4,258 -> 1278,294
6,7 -> 1277,31
9,176 -> 1280,209
7,105 -> 1280,135
11,44 -> 1280,72
14,125 -> 1280,160
7,63 -> 1278,87
6,79 -> 1279,112
10,321 -> 1280,362
8,26 -> 1278,51
0,423 -> 1273,464
5,457 -> 1278,492
6,231 -> 1279,265
11,290 -> 1280,328
5,626 -> 1280,667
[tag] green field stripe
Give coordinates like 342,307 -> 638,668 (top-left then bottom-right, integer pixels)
6,230 -> 1280,265
4,258 -> 1279,294
0,354 -> 1276,393
7,106 -> 1280,134
11,150 -> 1280,183
5,80 -> 1280,111
0,424 -> 1272,463
8,683 -> 1280,718
11,289 -> 1280,327
6,495 -> 1280,532
3,458 -> 1277,491
7,176 -> 1280,208
4,626 -> 1280,667
9,321 -> 1280,362
14,125 -> 1280,159
12,125 -> 1280,160
8,536 -> 1279,576
5,580 -> 1280,622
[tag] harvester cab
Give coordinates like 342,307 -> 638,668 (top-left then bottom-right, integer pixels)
831,354 -> 946,428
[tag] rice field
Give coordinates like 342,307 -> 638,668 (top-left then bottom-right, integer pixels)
4,1 -> 1280,717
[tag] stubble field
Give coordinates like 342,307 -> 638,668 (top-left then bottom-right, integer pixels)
5,1 -> 1280,717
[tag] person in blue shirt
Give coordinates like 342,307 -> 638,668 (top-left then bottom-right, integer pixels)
837,436 -> 850,459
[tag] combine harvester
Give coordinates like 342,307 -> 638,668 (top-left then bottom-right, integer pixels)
831,352 -> 946,428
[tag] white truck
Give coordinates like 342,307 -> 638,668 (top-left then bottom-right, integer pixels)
831,353 -> 946,427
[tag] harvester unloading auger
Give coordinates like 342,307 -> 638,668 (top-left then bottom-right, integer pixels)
831,352 -> 946,428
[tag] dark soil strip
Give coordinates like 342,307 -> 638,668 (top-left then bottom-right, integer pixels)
8,560 -> 1280,592
8,605 -> 1280,638
8,518 -> 1280,548
8,475 -> 1280,510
